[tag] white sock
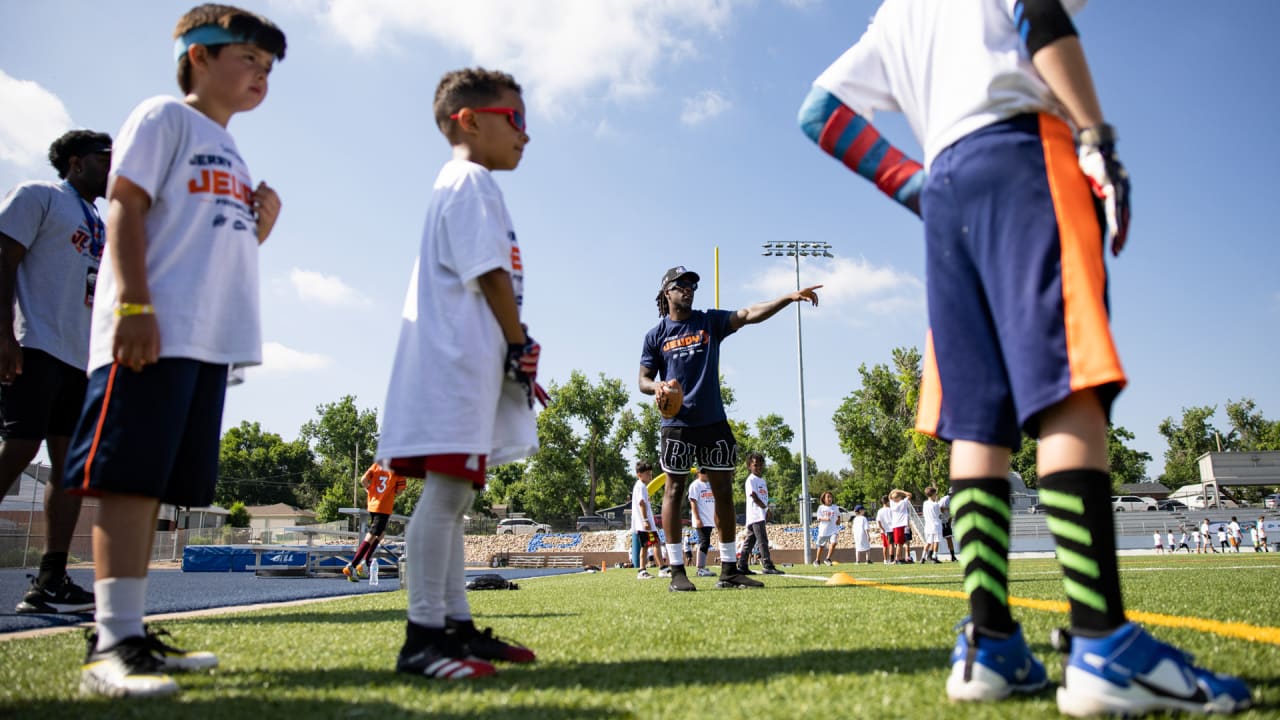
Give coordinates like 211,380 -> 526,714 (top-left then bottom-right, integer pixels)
666,544 -> 684,566
94,577 -> 147,651
719,542 -> 736,563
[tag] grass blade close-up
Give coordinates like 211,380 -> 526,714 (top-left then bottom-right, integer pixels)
3,555 -> 1278,719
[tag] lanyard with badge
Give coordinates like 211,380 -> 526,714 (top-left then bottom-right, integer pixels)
65,181 -> 104,306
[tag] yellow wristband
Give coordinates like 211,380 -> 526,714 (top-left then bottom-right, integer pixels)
114,303 -> 155,317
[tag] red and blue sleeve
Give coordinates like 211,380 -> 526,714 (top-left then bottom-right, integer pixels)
798,86 -> 924,215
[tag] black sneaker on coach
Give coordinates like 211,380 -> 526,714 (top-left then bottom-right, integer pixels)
716,572 -> 764,589
15,574 -> 95,614
762,566 -> 785,575
667,566 -> 696,592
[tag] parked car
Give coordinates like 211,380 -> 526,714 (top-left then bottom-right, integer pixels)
1111,495 -> 1156,512
1027,503 -> 1046,514
1157,499 -> 1189,512
1266,494 -> 1280,510
574,515 -> 617,532
496,517 -> 550,535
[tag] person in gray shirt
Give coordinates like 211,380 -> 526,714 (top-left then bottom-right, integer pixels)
0,130 -> 111,614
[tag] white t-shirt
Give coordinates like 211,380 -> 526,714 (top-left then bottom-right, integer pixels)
92,96 -> 262,373
1153,531 -> 1162,546
852,514 -> 871,551
745,473 -> 769,524
938,493 -> 951,523
688,477 -> 716,527
631,479 -> 655,532
0,181 -> 102,368
876,506 -> 892,534
816,502 -> 838,536
889,497 -> 911,529
811,0 -> 1088,171
922,498 -> 942,534
377,159 -> 535,465
1229,521 -> 1241,540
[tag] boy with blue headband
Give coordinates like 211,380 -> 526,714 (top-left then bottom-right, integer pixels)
64,3 -> 285,698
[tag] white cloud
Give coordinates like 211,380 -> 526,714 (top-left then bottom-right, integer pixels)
680,90 -> 731,126
746,255 -> 923,322
259,341 -> 333,373
313,0 -> 733,113
0,71 -> 73,171
288,268 -> 372,308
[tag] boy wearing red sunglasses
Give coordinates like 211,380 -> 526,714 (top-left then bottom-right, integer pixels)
378,67 -> 541,681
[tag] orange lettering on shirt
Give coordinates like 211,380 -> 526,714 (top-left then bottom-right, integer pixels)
189,169 -> 253,203
511,245 -> 523,271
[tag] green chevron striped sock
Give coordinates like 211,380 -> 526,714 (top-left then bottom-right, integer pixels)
951,477 -> 1015,634
1039,469 -> 1126,635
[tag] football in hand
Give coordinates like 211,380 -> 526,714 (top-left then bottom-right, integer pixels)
656,380 -> 684,419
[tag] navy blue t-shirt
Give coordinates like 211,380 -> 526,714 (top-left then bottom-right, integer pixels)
640,309 -> 736,427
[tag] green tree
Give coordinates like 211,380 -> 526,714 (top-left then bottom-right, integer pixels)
1157,405 -> 1225,487
1226,398 -> 1280,451
299,395 -> 380,523
521,371 -> 635,523
1107,425 -> 1151,490
833,347 -> 946,502
226,501 -> 250,528
216,421 -> 317,507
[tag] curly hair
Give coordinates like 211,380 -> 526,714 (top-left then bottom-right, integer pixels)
433,67 -> 522,136
48,130 -> 112,179
174,3 -> 287,93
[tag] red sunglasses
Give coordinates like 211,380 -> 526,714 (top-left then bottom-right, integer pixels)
449,107 -> 527,133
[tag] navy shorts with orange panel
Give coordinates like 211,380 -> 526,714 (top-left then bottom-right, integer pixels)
64,359 -> 228,506
915,113 -> 1125,449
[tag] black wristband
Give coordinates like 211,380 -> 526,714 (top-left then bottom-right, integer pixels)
1078,123 -> 1117,147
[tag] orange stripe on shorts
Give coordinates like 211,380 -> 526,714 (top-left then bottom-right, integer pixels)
80,363 -> 120,491
915,329 -> 942,437
1038,114 -> 1126,394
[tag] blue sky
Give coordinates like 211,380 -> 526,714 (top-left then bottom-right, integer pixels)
2,1 -> 1278,479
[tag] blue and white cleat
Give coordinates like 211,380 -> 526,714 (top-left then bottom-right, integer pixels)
1054,622 -> 1251,716
946,619 -> 1048,702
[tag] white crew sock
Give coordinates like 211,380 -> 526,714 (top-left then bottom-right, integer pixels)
666,544 -> 684,566
94,577 -> 147,651
719,542 -> 737,564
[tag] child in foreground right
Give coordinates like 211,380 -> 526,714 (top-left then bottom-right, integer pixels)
376,67 -> 541,680
798,0 -> 1249,715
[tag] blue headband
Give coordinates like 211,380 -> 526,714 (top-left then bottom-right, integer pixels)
173,25 -> 251,63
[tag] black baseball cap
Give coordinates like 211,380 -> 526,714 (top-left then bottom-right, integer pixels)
660,266 -> 700,288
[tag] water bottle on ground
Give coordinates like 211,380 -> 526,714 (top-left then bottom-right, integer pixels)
370,558 -> 380,585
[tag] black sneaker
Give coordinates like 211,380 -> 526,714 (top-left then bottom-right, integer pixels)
80,634 -> 178,697
736,567 -> 758,576
762,566 -> 785,575
667,566 -> 696,592
446,619 -> 536,663
716,572 -> 764,589
16,574 -> 95,614
396,636 -> 497,680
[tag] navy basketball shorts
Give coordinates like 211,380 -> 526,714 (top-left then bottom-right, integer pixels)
0,348 -> 88,440
367,512 -> 391,536
915,112 -> 1126,449
64,359 -> 228,506
659,420 -> 738,475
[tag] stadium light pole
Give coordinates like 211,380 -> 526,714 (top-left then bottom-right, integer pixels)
761,241 -> 833,565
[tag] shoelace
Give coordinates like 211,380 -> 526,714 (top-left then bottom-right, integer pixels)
143,626 -> 186,655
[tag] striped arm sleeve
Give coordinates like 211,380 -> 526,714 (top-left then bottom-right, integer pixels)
798,86 -> 924,215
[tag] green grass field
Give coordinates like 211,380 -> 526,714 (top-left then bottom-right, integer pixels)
3,554 -> 1279,719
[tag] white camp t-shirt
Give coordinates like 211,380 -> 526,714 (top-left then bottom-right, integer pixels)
631,479 -> 655,532
852,514 -> 871,551
0,181 -> 103,368
876,506 -> 892,534
91,96 -> 261,373
812,0 -> 1088,171
688,477 -> 716,527
377,159 -> 535,465
745,474 -> 769,524
816,503 -> 838,536
922,498 -> 942,534
889,497 -> 911,529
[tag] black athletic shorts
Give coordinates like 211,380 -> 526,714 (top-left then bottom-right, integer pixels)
659,420 -> 738,474
0,348 -> 88,440
367,512 -> 391,536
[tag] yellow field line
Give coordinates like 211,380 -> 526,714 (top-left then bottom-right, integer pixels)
843,578 -> 1280,645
